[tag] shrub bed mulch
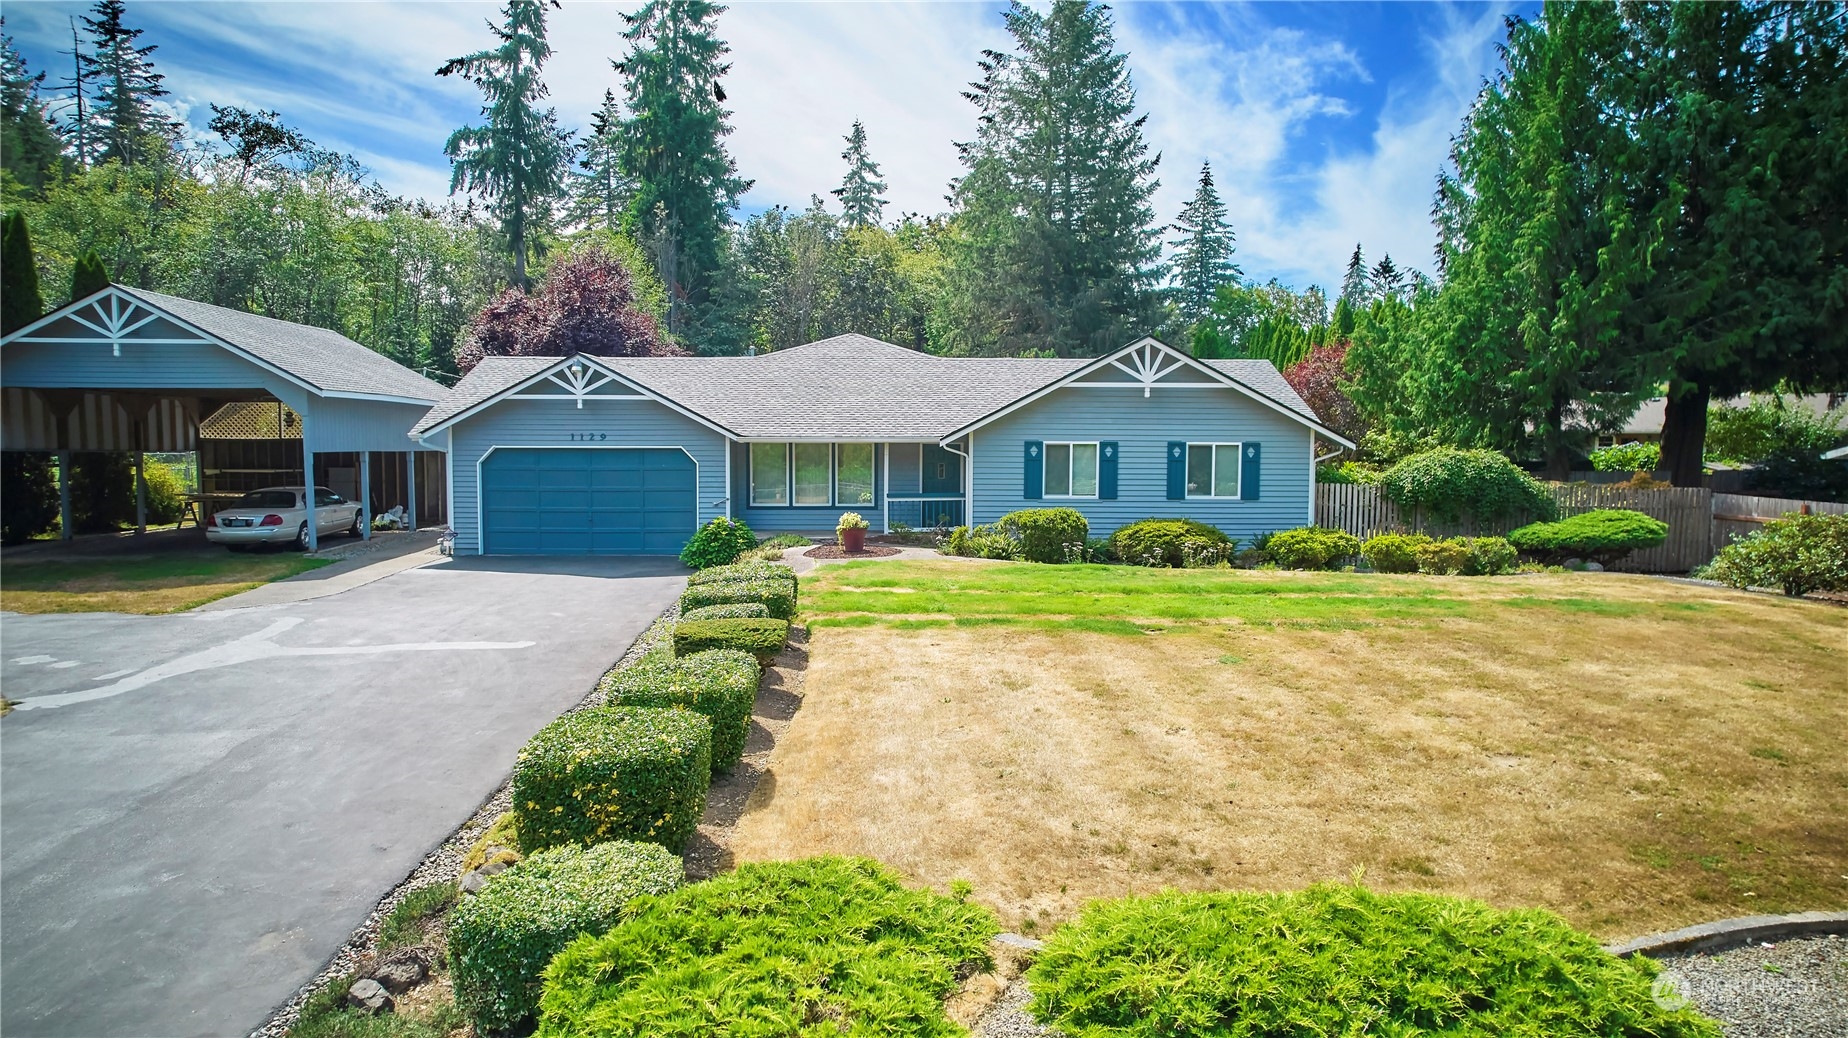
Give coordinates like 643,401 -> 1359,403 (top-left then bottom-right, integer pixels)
804,544 -> 903,559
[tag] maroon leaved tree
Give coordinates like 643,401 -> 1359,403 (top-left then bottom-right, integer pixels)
454,245 -> 682,371
1283,340 -> 1364,442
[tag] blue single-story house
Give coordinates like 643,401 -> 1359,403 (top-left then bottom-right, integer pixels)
410,335 -> 1353,555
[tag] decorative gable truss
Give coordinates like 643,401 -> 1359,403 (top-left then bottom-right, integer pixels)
507,358 -> 651,409
1075,337 -> 1220,397
6,289 -> 204,357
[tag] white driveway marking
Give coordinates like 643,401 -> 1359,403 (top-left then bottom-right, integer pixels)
94,668 -> 135,680
12,618 -> 537,711
48,661 -> 80,669
10,655 -> 54,665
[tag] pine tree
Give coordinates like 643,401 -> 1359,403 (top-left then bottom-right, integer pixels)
949,0 -> 1163,356
78,0 -> 176,166
1167,161 -> 1238,323
832,119 -> 887,229
615,0 -> 751,342
438,0 -> 573,289
2,211 -> 45,333
564,88 -> 630,233
71,249 -> 110,299
1339,244 -> 1367,306
1368,254 -> 1404,301
56,17 -> 91,166
1,22 -> 66,194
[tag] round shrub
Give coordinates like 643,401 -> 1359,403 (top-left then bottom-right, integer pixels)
1107,518 -> 1234,568
1508,509 -> 1668,568
679,575 -> 797,620
449,840 -> 684,1035
141,458 -> 189,524
1360,532 -> 1428,573
1379,447 -> 1557,524
679,601 -> 770,621
686,560 -> 797,587
1589,441 -> 1661,473
1703,512 -> 1848,597
672,616 -> 789,665
994,507 -> 1089,563
1265,526 -> 1360,570
537,857 -> 998,1038
1464,535 -> 1519,575
678,517 -> 757,569
603,649 -> 756,772
1026,884 -> 1719,1038
512,707 -> 712,854
1412,536 -> 1472,575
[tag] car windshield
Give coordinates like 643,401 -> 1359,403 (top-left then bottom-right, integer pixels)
238,490 -> 298,509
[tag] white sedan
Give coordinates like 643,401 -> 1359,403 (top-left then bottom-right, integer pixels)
206,486 -> 363,552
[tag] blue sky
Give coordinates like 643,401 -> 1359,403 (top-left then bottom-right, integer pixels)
9,1 -> 1529,292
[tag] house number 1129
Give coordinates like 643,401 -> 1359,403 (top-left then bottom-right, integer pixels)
568,432 -> 608,442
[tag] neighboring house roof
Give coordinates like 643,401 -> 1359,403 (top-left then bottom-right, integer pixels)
412,334 -> 1335,443
116,287 -> 447,403
1618,393 -> 1846,437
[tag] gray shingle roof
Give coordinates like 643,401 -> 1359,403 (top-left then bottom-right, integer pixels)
411,334 -> 1330,440
124,287 -> 447,403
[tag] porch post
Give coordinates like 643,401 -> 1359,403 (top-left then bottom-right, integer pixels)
881,444 -> 890,534
359,449 -> 371,540
301,414 -> 318,553
406,451 -> 417,532
57,449 -> 72,541
965,433 -> 975,528
134,450 -> 147,534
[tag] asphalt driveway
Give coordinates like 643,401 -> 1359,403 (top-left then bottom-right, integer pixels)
1,555 -> 687,1038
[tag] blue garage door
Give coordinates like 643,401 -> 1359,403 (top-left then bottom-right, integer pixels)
481,448 -> 697,555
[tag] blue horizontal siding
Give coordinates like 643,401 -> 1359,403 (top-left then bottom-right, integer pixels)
971,385 -> 1314,540
449,398 -> 728,554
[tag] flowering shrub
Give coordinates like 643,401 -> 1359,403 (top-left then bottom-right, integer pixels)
512,707 -> 711,855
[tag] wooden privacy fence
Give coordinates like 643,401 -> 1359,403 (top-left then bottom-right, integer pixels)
1712,492 -> 1848,551
1314,483 -> 1714,573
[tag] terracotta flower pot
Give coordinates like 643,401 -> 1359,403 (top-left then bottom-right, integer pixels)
841,527 -> 867,552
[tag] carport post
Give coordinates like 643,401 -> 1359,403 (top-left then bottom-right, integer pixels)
56,449 -> 72,541
134,451 -> 147,534
359,450 -> 371,540
405,452 -> 417,532
302,415 -> 318,553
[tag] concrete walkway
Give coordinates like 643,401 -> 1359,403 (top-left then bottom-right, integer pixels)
198,532 -> 443,610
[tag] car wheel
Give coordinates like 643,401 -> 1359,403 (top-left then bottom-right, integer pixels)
295,522 -> 311,552
348,509 -> 363,538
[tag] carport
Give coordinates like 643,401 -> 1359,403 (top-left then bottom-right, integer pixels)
0,285 -> 447,550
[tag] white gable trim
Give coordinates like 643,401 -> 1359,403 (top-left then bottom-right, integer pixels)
939,337 -> 1357,448
412,354 -> 738,441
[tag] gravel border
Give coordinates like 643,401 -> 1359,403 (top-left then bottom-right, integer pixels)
246,608 -> 677,1038
1654,934 -> 1848,1038
1607,911 -> 1848,958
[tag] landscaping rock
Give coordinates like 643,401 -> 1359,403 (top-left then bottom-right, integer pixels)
478,857 -> 511,877
345,978 -> 393,1015
1582,561 -> 1605,572
458,869 -> 490,895
366,947 -> 431,994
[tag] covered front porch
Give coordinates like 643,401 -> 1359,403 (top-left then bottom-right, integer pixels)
728,439 -> 969,535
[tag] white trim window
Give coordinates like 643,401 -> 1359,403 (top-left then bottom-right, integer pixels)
749,443 -> 790,506
1044,441 -> 1099,499
748,443 -> 879,507
1186,442 -> 1242,498
835,443 -> 875,506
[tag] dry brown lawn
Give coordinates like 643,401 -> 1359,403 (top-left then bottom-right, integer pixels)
729,560 -> 1848,940
0,548 -> 327,614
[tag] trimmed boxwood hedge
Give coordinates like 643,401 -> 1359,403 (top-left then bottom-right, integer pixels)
685,560 -> 797,587
1026,884 -> 1719,1038
1265,526 -> 1361,570
512,707 -> 712,855
536,857 -> 999,1037
602,649 -> 757,772
1509,508 -> 1668,567
449,840 -> 684,1035
679,576 -> 797,620
672,617 -> 789,666
679,601 -> 771,621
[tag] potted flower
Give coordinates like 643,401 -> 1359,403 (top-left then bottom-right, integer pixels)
837,511 -> 869,552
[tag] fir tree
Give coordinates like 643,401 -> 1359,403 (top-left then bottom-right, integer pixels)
831,119 -> 887,229
438,0 -> 573,289
949,0 -> 1163,356
2,211 -> 44,334
78,0 -> 176,166
71,249 -> 110,299
615,0 -> 751,342
1167,160 -> 1239,323
2,22 -> 66,194
565,88 -> 630,232
56,18 -> 91,166
1368,254 -> 1404,301
1339,244 -> 1367,306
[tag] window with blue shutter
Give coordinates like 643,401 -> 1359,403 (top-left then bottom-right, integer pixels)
1099,442 -> 1118,499
1166,442 -> 1186,499
1023,441 -> 1043,499
1240,442 -> 1261,500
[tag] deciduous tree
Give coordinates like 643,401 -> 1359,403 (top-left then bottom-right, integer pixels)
454,242 -> 678,370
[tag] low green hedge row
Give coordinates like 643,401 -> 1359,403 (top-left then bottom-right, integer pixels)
512,706 -> 712,855
1361,533 -> 1518,575
537,857 -> 999,1037
1107,518 -> 1234,568
1509,508 -> 1668,567
603,649 -> 757,772
685,560 -> 797,587
994,507 -> 1089,563
449,840 -> 684,1035
679,601 -> 771,621
679,575 -> 797,620
1265,526 -> 1361,570
672,617 -> 789,666
1027,884 -> 1718,1037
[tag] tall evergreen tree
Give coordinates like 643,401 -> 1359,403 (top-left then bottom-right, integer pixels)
831,119 -> 887,229
1339,244 -> 1367,306
438,0 -> 573,289
615,0 -> 750,343
2,23 -> 66,195
70,249 -> 109,298
1167,160 -> 1238,323
564,88 -> 630,233
949,0 -> 1163,356
2,210 -> 45,333
78,0 -> 176,166
56,18 -> 92,166
1367,254 -> 1405,301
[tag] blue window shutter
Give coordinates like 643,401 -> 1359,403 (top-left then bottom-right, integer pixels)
1099,442 -> 1118,499
1240,442 -> 1261,500
1024,441 -> 1043,499
1166,442 -> 1186,500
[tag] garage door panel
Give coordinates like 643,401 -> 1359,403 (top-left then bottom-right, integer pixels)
482,448 -> 696,555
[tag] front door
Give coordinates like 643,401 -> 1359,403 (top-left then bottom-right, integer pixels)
921,445 -> 961,495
